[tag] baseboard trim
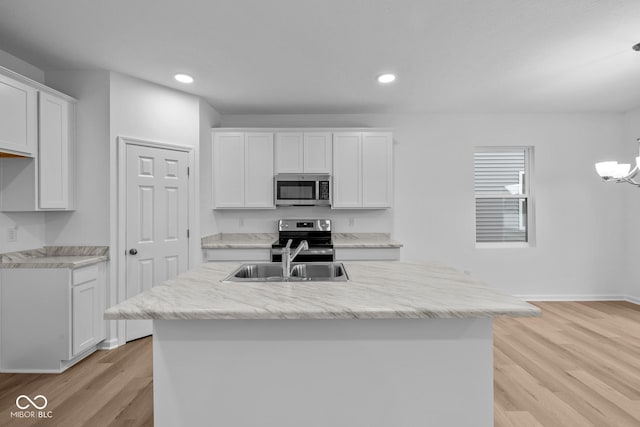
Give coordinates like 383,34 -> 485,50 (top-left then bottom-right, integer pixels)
516,294 -> 640,305
97,338 -> 119,350
625,295 -> 640,305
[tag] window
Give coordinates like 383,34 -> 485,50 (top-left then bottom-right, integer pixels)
474,147 -> 533,246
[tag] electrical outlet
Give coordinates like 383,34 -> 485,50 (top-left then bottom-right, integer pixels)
348,218 -> 355,227
239,218 -> 244,227
7,226 -> 17,242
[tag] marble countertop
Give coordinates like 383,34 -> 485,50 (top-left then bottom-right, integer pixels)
0,246 -> 109,268
201,233 -> 277,249
333,233 -> 402,248
105,261 -> 540,320
201,233 -> 402,249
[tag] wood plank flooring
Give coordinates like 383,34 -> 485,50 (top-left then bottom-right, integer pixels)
495,301 -> 640,427
0,301 -> 638,426
0,337 -> 153,427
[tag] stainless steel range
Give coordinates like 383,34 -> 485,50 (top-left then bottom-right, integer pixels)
270,219 -> 334,262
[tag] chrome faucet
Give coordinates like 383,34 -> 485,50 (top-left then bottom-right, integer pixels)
282,239 -> 309,279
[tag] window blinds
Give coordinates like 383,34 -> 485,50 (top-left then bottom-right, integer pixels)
474,149 -> 528,243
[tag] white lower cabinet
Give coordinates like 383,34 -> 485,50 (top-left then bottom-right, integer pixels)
72,265 -> 104,356
0,262 -> 106,373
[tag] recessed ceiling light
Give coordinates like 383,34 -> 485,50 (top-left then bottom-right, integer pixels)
174,73 -> 194,84
377,73 -> 396,84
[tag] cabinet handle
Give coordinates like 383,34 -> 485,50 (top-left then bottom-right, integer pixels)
129,249 -> 138,255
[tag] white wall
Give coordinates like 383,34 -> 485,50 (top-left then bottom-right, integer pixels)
199,99 -> 222,240
0,48 -> 44,83
108,72 -> 203,344
44,70 -> 111,246
222,113 -> 627,298
621,107 -> 640,301
109,71 -> 201,263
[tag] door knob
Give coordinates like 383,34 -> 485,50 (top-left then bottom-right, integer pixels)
129,248 -> 138,255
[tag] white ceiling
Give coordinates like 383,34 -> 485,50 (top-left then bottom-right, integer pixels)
0,0 -> 639,114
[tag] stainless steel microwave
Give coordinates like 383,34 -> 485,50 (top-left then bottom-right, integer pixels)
274,174 -> 331,206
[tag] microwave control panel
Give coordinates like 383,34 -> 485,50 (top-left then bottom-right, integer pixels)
319,181 -> 330,200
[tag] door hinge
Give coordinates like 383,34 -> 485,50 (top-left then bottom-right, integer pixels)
187,229 -> 190,238
187,167 -> 190,177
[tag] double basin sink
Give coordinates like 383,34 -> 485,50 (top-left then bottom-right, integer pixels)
223,262 -> 349,283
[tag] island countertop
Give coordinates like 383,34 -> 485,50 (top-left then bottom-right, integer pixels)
104,261 -> 540,320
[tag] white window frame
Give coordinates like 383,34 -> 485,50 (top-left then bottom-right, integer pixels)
474,146 -> 535,249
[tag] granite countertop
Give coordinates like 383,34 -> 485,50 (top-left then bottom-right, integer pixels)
0,246 -> 109,269
104,261 -> 540,320
333,233 -> 403,248
201,233 -> 402,249
201,233 -> 277,249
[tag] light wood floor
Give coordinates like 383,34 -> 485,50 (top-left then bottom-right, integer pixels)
0,337 -> 153,427
495,301 -> 640,427
0,301 -> 638,426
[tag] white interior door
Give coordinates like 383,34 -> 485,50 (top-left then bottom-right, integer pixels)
125,143 -> 189,341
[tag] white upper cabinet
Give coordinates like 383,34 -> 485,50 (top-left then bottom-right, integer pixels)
332,132 -> 362,208
362,132 -> 393,208
39,92 -> 71,209
245,132 -> 275,208
275,132 -> 332,174
0,72 -> 76,212
213,132 -> 245,208
333,131 -> 393,209
303,132 -> 332,173
275,132 -> 303,173
212,128 -> 390,210
0,73 -> 37,157
213,131 -> 275,209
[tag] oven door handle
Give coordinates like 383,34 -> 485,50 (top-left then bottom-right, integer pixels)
270,248 -> 334,256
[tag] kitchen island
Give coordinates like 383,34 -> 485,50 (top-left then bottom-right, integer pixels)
105,261 -> 539,427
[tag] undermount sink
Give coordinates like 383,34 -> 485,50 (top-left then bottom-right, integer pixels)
222,262 -> 349,283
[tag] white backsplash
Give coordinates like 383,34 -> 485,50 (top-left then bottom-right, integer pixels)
213,206 -> 393,234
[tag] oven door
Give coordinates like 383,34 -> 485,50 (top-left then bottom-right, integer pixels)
275,179 -> 318,206
271,248 -> 334,262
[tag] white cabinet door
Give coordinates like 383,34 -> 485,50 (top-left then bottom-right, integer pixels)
362,132 -> 392,208
0,73 -> 37,156
72,280 -> 98,356
71,264 -> 106,357
303,132 -> 332,173
245,132 -> 275,208
213,132 -> 245,208
39,92 -> 70,209
275,132 -> 303,173
332,132 -> 362,208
